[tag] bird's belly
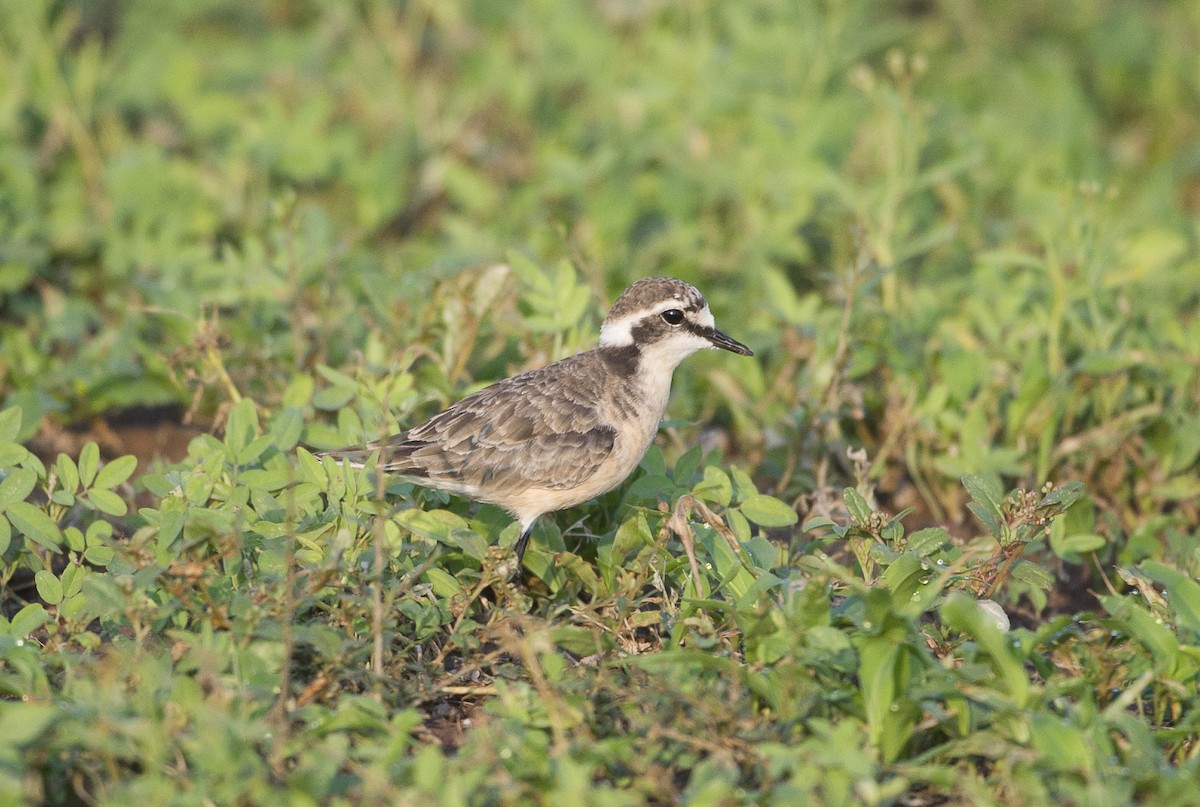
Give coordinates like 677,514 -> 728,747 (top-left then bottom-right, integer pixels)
504,393 -> 666,523
504,453 -> 643,523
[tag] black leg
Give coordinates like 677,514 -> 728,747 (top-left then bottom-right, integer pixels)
514,524 -> 533,568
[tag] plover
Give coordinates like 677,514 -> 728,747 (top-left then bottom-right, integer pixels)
323,277 -> 753,566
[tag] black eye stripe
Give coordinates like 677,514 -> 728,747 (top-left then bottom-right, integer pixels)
631,310 -> 710,345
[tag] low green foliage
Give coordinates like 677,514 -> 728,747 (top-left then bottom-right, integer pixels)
2,387 -> 1199,803
2,0 -> 1199,804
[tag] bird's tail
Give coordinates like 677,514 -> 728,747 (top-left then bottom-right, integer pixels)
316,445 -> 375,468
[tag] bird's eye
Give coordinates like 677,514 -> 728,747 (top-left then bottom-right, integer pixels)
660,309 -> 685,325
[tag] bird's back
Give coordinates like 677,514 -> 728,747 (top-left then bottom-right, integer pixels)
328,348 -> 648,504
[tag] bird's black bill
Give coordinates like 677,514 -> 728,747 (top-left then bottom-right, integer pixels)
707,328 -> 754,356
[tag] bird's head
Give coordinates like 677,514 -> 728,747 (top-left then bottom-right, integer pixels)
599,277 -> 753,368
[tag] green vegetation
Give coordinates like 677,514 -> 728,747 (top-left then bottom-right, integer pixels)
2,0 -> 1199,804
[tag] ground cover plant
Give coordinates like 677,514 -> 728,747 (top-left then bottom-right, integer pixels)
1,0 -> 1199,804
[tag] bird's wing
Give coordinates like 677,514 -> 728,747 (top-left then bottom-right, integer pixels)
368,356 -> 618,494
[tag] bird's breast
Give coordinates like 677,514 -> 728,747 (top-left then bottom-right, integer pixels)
604,362 -> 673,474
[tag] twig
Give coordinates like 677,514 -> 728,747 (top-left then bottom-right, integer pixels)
666,499 -> 705,595
270,463 -> 299,770
819,237 -> 869,419
439,685 -> 497,696
667,494 -> 753,595
371,466 -> 388,686
497,619 -> 572,757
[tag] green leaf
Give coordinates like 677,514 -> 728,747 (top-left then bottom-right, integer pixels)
295,447 -> 326,484
0,516 -> 9,554
740,493 -> 798,527
1155,475 -> 1200,501
962,473 -> 1003,538
315,696 -> 390,735
268,406 -> 304,451
34,570 -> 63,605
883,552 -> 935,612
78,442 -> 100,488
1010,559 -> 1054,590
726,508 -> 751,543
1038,481 -> 1086,517
906,527 -> 949,556
843,488 -> 872,525
50,490 -> 75,507
313,385 -> 356,411
316,364 -> 358,389
0,442 -> 31,467
857,636 -> 901,753
763,266 -> 818,326
224,398 -> 259,454
93,455 -> 137,490
60,564 -> 83,601
397,508 -> 469,543
86,519 -> 113,545
727,466 -> 756,501
697,525 -> 758,602
1029,713 -> 1093,773
282,374 -> 315,407
140,472 -> 175,498
88,488 -> 128,516
0,702 -> 57,745
743,535 -> 778,569
672,444 -> 702,485
157,510 -> 185,553
61,592 -> 88,621
1139,561 -> 1200,634
510,253 -> 591,333
336,407 -> 367,446
64,526 -> 86,552
84,545 -> 114,567
1050,531 -> 1106,558
611,513 -> 651,559
237,435 -> 275,467
425,567 -> 462,597
0,467 -> 38,510
9,603 -> 51,637
1059,495 -> 1096,537
0,407 -> 22,444
693,466 -> 732,507
7,501 -> 63,552
56,454 -> 80,494
79,575 -> 127,620
239,468 -> 292,492
1104,596 -> 1179,668
965,502 -> 1000,540
447,528 -> 488,561
941,594 -> 1029,706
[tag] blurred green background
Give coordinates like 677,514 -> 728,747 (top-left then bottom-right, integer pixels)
4,0 -> 1198,555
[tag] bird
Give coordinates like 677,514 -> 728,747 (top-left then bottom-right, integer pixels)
322,277 -> 753,568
